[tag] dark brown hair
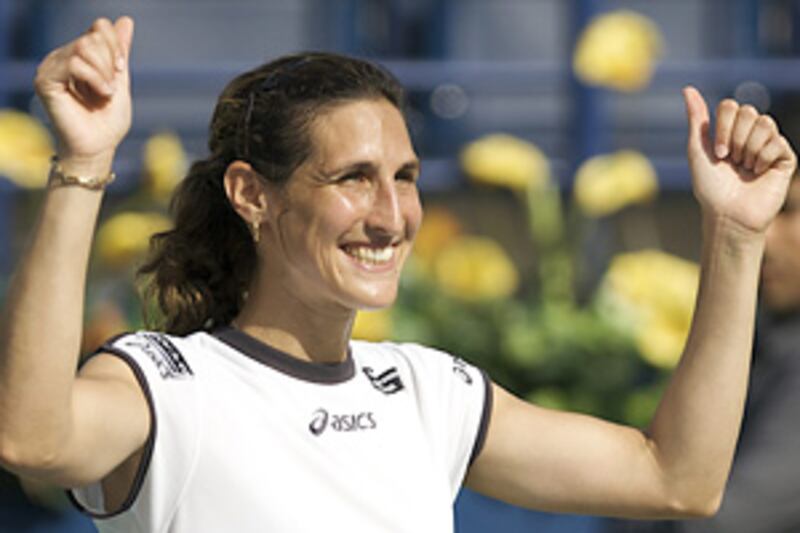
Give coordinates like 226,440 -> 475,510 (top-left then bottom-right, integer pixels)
137,52 -> 406,335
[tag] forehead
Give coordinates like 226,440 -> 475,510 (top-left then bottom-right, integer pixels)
305,99 -> 415,167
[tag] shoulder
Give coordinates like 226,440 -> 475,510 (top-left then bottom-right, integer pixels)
350,339 -> 450,366
350,340 -> 485,387
93,330 -> 213,380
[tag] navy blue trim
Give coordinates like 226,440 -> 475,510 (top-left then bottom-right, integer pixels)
67,340 -> 157,519
468,369 -> 493,466
211,326 -> 355,384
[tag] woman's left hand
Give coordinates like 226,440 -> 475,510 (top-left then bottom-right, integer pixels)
684,86 -> 797,235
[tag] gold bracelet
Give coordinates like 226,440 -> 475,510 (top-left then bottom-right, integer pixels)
48,156 -> 116,190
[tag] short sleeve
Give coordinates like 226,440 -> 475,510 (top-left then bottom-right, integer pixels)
399,343 -> 492,499
69,331 -> 200,532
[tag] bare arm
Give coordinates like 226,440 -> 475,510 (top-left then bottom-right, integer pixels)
466,88 -> 797,518
0,17 -> 149,487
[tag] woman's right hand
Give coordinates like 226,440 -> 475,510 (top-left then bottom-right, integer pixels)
34,17 -> 134,168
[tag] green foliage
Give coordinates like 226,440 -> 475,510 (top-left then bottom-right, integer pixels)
392,264 -> 666,426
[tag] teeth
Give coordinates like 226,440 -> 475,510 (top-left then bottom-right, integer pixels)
345,246 -> 394,265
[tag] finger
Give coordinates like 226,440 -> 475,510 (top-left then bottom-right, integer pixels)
730,104 -> 759,164
91,17 -> 124,72
714,99 -> 738,159
754,135 -> 794,176
743,115 -> 777,170
114,16 -> 135,61
66,54 -> 113,99
72,32 -> 115,87
683,86 -> 712,160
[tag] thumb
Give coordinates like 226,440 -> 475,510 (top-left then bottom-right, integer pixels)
683,85 -> 712,160
114,16 -> 135,60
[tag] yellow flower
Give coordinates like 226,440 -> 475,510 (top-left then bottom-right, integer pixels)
600,250 -> 699,369
412,206 -> 463,269
96,211 -> 172,269
143,131 -> 188,201
636,315 -> 688,369
0,110 -> 54,188
573,10 -> 663,92
352,309 -> 392,341
461,134 -> 550,192
434,236 -> 519,301
573,150 -> 658,217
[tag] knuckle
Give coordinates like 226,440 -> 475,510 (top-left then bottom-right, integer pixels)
756,114 -> 776,129
788,140 -> 798,161
740,104 -> 759,119
33,71 -> 46,91
36,51 -> 56,73
74,35 -> 92,54
92,17 -> 112,30
718,99 -> 738,115
34,59 -> 48,79
67,55 -> 84,73
89,32 -> 105,46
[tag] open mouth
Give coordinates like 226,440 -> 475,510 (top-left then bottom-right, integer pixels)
341,244 -> 397,267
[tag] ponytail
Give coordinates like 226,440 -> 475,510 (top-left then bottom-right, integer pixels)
137,156 -> 255,335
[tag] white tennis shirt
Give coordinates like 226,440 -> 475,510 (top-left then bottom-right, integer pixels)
69,327 -> 492,532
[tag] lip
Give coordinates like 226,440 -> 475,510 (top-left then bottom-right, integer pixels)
339,243 -> 401,274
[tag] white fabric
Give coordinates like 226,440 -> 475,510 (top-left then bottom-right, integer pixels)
70,329 -> 490,533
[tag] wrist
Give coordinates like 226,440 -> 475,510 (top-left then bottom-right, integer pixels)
702,213 -> 766,252
54,150 -> 116,177
49,153 -> 117,191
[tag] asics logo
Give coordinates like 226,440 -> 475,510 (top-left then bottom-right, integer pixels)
309,408 -> 377,436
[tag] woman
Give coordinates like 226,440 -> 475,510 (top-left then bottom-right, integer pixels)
0,16 -> 796,533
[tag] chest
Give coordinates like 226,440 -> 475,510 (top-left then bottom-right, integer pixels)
177,360 -> 453,532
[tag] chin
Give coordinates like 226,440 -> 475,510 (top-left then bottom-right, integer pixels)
345,285 -> 399,311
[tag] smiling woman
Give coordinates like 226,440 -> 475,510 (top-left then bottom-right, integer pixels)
138,51 -> 415,337
238,99 -> 422,315
0,15 -> 798,533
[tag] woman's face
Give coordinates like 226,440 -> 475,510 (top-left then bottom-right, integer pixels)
261,98 -> 422,313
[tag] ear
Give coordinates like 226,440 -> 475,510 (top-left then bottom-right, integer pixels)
223,160 -> 268,226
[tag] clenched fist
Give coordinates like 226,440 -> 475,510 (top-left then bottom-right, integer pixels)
684,86 -> 797,235
34,16 -> 134,172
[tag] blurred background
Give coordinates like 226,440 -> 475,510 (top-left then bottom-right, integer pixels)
2,0 -> 800,532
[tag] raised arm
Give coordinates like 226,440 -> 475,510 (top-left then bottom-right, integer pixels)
465,87 -> 797,519
0,17 -> 149,488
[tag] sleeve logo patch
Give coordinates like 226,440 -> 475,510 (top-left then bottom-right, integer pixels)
124,333 -> 193,379
451,357 -> 473,385
362,366 -> 405,395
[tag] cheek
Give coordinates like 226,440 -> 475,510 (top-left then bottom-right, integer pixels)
289,191 -> 362,237
318,194 -> 364,235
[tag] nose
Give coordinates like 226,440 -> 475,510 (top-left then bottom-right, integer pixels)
365,178 -> 403,238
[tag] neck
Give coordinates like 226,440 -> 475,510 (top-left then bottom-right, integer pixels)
233,274 -> 354,365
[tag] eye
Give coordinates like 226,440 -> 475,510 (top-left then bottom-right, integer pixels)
395,170 -> 418,183
338,171 -> 368,183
